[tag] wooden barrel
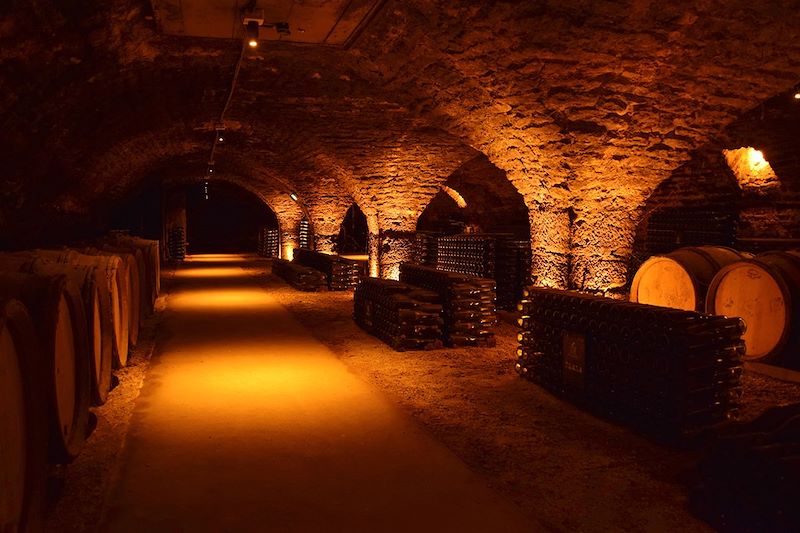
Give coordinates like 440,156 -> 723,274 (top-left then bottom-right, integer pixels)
100,243 -> 148,321
31,261 -> 110,405
0,298 -> 48,533
707,251 -> 800,364
34,249 -> 130,368
0,273 -> 91,463
0,254 -> 113,405
107,234 -> 160,308
86,248 -> 140,348
630,246 -> 751,311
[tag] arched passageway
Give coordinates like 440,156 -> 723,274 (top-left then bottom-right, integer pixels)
336,203 -> 369,256
185,181 -> 278,254
417,157 -> 530,239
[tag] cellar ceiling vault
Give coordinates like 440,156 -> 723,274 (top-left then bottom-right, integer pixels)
1,0 -> 799,284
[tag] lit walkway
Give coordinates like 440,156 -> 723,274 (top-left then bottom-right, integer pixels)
102,255 -> 531,532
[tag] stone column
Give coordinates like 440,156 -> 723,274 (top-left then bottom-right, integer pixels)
378,230 -> 416,280
276,212 -> 303,261
366,213 -> 380,278
570,194 -> 641,295
313,234 -> 338,254
308,205 -> 348,254
529,206 -> 571,289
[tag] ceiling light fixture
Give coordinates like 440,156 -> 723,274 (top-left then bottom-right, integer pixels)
245,19 -> 261,48
206,162 -> 215,176
748,148 -> 766,167
289,192 -> 298,202
794,92 -> 800,100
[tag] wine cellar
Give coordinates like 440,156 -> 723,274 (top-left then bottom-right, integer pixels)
2,1 -> 800,532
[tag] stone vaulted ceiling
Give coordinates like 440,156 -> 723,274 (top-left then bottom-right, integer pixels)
0,0 -> 799,283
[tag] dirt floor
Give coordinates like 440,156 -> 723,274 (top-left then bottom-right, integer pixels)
259,264 -> 800,533
101,255 -> 533,532
43,256 -> 800,532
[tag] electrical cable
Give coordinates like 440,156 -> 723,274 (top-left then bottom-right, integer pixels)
209,38 -> 247,165
322,0 -> 354,44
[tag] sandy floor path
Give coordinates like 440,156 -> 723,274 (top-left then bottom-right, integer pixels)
101,255 -> 532,533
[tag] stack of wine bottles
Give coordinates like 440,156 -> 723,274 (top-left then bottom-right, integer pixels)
293,249 -> 360,290
691,402 -> 800,531
271,258 -> 327,291
414,232 -> 439,265
495,238 -> 532,310
516,286 -> 745,436
399,263 -> 496,347
414,232 -> 532,311
167,226 -> 186,261
435,234 -> 496,278
257,228 -> 279,257
646,209 -> 737,254
299,219 -> 311,249
353,278 -> 443,351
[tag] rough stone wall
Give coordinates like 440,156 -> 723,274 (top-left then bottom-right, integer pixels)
304,190 -> 353,254
378,231 -> 416,280
529,207 -> 571,288
724,91 -> 800,243
366,213 -> 381,277
631,147 -> 740,268
1,0 -> 799,282
417,155 -> 530,237
635,88 -> 800,257
352,0 -> 800,285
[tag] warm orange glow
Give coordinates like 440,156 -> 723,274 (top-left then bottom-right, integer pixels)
248,39 -> 258,48
173,267 -> 249,279
723,147 -> 780,191
187,254 -> 256,263
748,149 -> 766,167
170,288 -> 272,311
105,254 -> 530,531
794,92 -> 800,100
282,245 -> 294,261
441,185 -> 467,208
536,277 -> 561,289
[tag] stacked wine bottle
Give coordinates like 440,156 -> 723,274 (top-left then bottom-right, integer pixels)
298,219 -> 311,249
495,238 -> 532,310
293,249 -> 360,290
257,228 -> 279,257
646,208 -> 736,254
414,232 -> 439,265
516,286 -> 745,436
354,278 -> 443,351
415,232 -> 531,311
167,226 -> 186,261
399,263 -> 496,347
435,234 -> 496,278
272,258 -> 327,291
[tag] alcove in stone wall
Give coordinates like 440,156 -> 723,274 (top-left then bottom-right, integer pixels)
337,203 -> 368,256
416,155 -> 530,239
